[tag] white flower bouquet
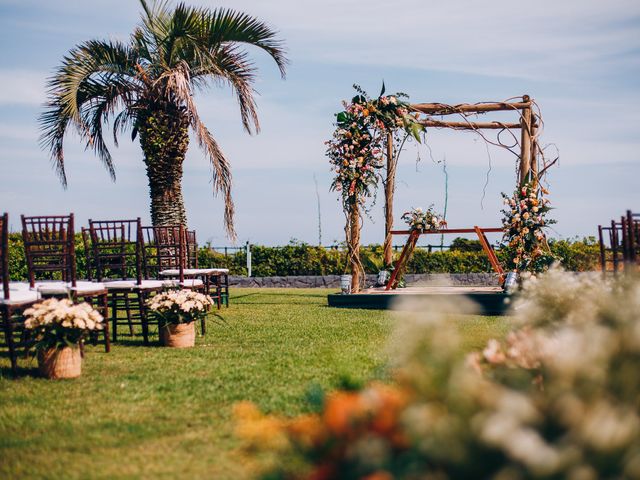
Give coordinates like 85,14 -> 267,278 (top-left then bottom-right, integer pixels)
147,290 -> 213,326
24,298 -> 104,351
401,206 -> 447,232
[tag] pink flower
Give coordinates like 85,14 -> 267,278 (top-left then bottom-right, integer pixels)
483,339 -> 506,364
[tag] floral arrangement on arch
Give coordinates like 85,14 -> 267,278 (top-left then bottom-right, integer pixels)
147,290 -> 213,326
501,181 -> 556,273
326,84 -> 424,210
401,206 -> 447,232
24,298 -> 104,351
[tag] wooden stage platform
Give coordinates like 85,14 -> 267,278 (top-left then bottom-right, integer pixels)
327,286 -> 511,315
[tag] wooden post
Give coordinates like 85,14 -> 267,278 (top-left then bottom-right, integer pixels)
597,225 -> 606,275
474,226 -> 505,284
611,219 -> 619,274
519,94 -> 532,185
627,210 -> 636,263
530,123 -> 538,187
385,230 -> 420,291
383,132 -> 395,266
349,202 -> 361,293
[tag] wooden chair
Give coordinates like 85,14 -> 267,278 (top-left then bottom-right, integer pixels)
144,225 -> 217,334
1,213 -> 41,374
81,227 -> 95,281
88,218 -> 165,345
186,230 -> 229,307
21,214 -> 110,352
150,225 -> 228,309
623,210 -> 639,268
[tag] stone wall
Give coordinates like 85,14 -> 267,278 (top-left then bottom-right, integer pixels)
229,273 -> 500,288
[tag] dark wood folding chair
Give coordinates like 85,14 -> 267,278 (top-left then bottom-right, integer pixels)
151,226 -> 213,333
88,218 -> 165,345
624,210 -> 639,267
186,230 -> 229,308
1,213 -> 41,374
81,227 -> 95,281
150,226 -> 228,309
21,214 -> 110,352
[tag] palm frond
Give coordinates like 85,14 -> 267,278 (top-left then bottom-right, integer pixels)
39,40 -> 139,185
200,8 -> 288,77
138,0 -> 172,68
191,46 -> 260,134
160,63 -> 235,239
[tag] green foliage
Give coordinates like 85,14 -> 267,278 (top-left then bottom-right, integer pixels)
449,237 -> 482,252
407,249 -> 494,273
548,236 -> 600,271
5,237 -> 601,282
7,233 -> 27,281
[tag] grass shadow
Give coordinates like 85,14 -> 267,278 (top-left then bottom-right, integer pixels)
0,364 -> 40,379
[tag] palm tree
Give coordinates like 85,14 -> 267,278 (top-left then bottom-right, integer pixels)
40,0 -> 287,238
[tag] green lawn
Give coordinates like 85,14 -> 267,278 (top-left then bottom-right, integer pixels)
0,289 -> 510,479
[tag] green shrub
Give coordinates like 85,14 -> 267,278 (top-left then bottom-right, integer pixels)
449,237 -> 483,252
548,237 -> 600,271
5,236 -> 601,281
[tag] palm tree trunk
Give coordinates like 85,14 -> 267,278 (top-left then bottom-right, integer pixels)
138,105 -> 190,226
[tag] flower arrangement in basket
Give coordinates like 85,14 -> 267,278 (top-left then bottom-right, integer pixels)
401,206 -> 447,232
24,298 -> 104,379
147,290 -> 213,348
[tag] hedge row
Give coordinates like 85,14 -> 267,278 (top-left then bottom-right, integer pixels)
197,238 -> 600,276
6,234 -> 600,281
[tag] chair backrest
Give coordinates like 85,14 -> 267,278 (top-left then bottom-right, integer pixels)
21,214 -> 76,288
88,219 -> 144,283
81,227 -> 94,281
140,226 -> 156,280
185,230 -> 198,269
625,210 -> 639,264
152,225 -> 185,283
1,213 -> 9,299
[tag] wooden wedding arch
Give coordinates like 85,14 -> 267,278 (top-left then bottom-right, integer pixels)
355,94 -> 547,293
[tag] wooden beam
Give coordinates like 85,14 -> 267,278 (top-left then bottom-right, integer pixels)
597,225 -> 606,274
410,100 -> 530,115
519,95 -> 532,184
383,132 -> 395,266
385,230 -> 420,291
474,226 -> 505,284
390,228 -> 503,235
349,203 -> 361,293
420,119 -> 521,130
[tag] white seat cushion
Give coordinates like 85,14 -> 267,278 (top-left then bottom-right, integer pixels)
160,268 -> 228,276
163,278 -> 204,288
104,279 -> 166,290
180,278 -> 204,288
34,281 -> 69,295
71,281 -> 107,294
32,281 -> 106,295
0,289 -> 40,305
8,282 -> 31,291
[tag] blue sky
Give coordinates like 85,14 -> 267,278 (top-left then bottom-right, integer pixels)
0,0 -> 638,247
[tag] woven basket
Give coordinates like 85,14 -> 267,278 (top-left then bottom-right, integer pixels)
38,346 -> 82,379
161,322 -> 196,348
